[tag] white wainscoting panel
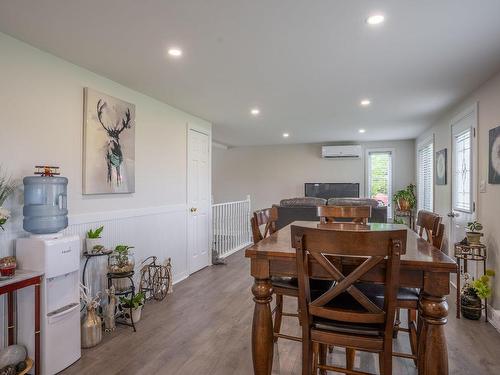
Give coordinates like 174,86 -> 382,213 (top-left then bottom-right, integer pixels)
1,204 -> 188,347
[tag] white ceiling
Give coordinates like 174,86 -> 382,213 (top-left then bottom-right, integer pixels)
2,0 -> 500,146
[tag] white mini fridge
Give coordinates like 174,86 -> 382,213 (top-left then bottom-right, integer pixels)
16,234 -> 81,375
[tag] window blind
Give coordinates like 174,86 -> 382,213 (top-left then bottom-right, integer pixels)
418,141 -> 433,212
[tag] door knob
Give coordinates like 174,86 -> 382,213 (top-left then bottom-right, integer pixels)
447,212 -> 458,218
190,207 -> 197,212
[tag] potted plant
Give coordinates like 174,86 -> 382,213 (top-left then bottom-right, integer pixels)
461,270 -> 495,320
393,183 -> 416,211
466,221 -> 483,244
119,291 -> 145,324
86,226 -> 104,253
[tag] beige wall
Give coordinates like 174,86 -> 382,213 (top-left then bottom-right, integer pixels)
0,33 -> 211,283
213,140 -> 415,211
417,70 -> 500,311
0,32 -> 211,216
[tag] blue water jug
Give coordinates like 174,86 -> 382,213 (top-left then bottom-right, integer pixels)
23,176 -> 68,234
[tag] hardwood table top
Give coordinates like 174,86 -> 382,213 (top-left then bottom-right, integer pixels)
245,221 -> 457,272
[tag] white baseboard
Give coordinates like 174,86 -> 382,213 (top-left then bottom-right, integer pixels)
173,271 -> 189,285
487,305 -> 500,333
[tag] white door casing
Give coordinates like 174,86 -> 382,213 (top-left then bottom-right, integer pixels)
187,127 -> 211,274
449,104 -> 478,275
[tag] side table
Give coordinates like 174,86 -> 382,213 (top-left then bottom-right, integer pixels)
0,270 -> 43,375
454,242 -> 487,321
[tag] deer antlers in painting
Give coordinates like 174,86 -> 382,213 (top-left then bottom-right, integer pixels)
96,99 -> 133,186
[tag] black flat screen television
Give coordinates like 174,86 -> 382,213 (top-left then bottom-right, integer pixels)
304,183 -> 360,199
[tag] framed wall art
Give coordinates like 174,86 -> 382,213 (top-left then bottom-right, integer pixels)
436,148 -> 447,185
83,88 -> 136,194
489,125 -> 500,184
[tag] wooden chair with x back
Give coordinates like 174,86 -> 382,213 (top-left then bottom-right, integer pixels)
317,205 -> 372,224
433,223 -> 446,251
391,210 -> 442,365
292,225 -> 406,375
251,207 -> 278,243
416,210 -> 441,244
250,207 -> 302,343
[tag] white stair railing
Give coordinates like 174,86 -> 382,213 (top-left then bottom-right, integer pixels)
212,195 -> 252,263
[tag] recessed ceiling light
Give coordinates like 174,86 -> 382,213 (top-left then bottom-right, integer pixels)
283,133 -> 289,138
359,129 -> 366,134
250,108 -> 260,116
360,99 -> 371,106
168,48 -> 183,57
366,14 -> 385,25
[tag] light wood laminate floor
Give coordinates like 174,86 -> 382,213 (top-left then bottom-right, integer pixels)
62,250 -> 500,375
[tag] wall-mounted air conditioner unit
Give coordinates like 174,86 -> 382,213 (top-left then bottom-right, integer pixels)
321,145 -> 362,159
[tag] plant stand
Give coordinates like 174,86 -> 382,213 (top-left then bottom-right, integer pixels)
394,209 -> 415,230
107,271 -> 137,332
82,250 -> 112,287
455,242 -> 487,321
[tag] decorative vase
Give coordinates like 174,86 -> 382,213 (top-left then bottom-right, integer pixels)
397,199 -> 411,211
466,232 -> 482,245
461,292 -> 482,320
0,256 -> 16,278
81,306 -> 102,348
85,238 -> 103,253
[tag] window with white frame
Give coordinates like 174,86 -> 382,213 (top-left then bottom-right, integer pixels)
366,150 -> 393,219
417,140 -> 433,212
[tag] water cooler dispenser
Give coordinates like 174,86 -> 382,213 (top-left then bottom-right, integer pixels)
16,169 -> 81,374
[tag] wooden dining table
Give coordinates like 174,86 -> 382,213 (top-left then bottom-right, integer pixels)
245,221 -> 458,375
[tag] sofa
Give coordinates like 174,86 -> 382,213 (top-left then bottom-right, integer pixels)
274,197 -> 388,229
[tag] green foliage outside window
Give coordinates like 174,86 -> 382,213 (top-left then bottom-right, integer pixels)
370,153 -> 390,197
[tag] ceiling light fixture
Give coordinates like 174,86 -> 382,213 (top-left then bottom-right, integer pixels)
359,129 -> 366,134
283,133 -> 289,138
250,108 -> 260,116
360,99 -> 371,106
168,48 -> 183,57
366,14 -> 385,25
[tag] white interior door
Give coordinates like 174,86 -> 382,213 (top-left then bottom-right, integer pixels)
187,129 -> 210,274
449,106 -> 477,265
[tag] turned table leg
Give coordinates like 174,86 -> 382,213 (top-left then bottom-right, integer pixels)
456,258 -> 461,319
418,292 -> 449,375
252,276 -> 274,375
7,291 -> 14,345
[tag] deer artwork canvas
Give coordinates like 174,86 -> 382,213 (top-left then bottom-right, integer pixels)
83,88 -> 135,194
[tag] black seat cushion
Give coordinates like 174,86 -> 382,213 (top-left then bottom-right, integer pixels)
311,291 -> 385,336
271,276 -> 298,289
271,277 -> 334,292
398,287 -> 419,301
355,282 -> 419,302
313,317 -> 383,336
